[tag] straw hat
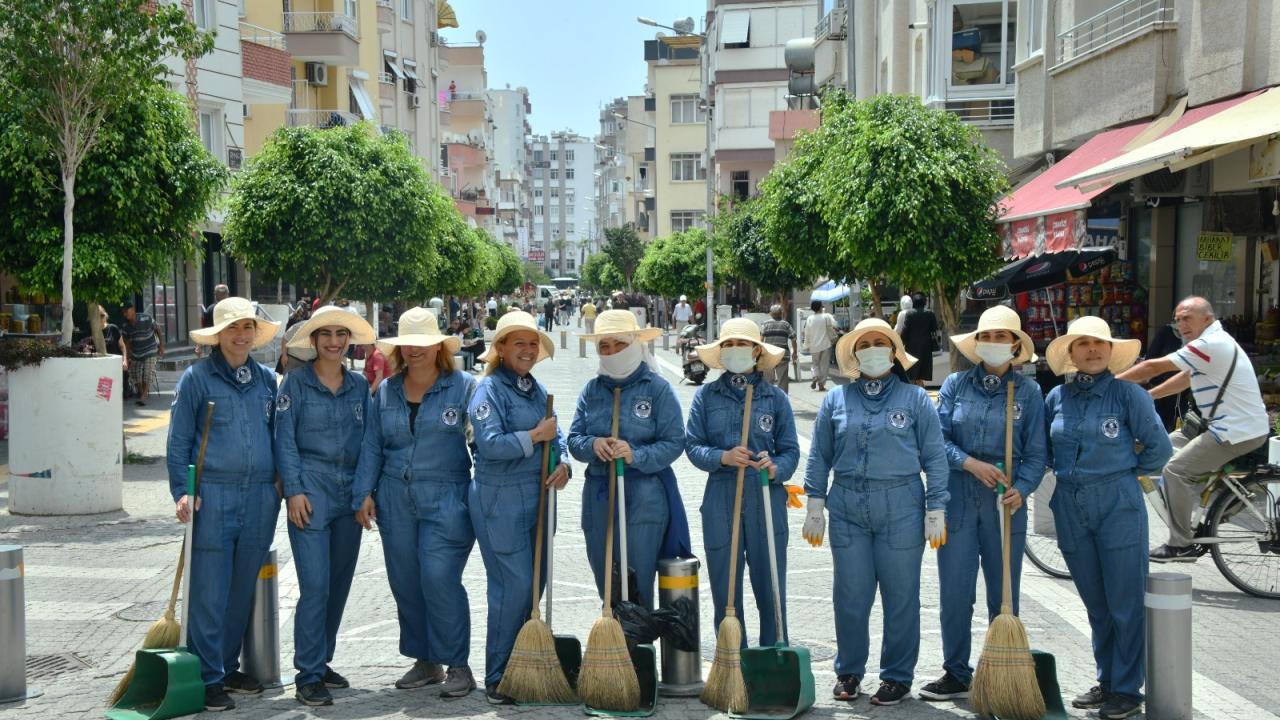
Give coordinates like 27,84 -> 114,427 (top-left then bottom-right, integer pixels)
949,305 -> 1037,366
287,306 -> 376,353
376,307 -> 460,356
1046,315 -> 1141,375
582,309 -> 662,343
835,318 -> 918,379
695,317 -> 784,371
480,310 -> 555,365
189,297 -> 280,348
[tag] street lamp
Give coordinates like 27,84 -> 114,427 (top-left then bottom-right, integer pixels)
611,111 -> 656,129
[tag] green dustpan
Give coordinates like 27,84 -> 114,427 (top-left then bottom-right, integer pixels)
584,644 -> 658,717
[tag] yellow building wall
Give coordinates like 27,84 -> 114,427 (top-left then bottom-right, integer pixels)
651,62 -> 707,238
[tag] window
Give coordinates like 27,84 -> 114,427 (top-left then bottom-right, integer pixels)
720,9 -> 750,48
565,168 -> 575,180
670,94 -> 707,124
198,111 -> 217,155
535,205 -> 544,216
567,224 -> 575,233
550,169 -> 559,180
1024,0 -> 1044,58
400,0 -> 413,21
534,188 -> 543,198
731,170 -> 750,200
550,187 -> 559,198
670,211 -> 705,233
534,149 -> 544,162
550,150 -> 559,161
670,153 -> 706,182
193,0 -> 213,30
568,258 -> 576,270
566,149 -> 575,162
345,0 -> 358,19
931,0 -> 1018,99
566,205 -> 574,215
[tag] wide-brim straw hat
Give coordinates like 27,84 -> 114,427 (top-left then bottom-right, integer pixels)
480,310 -> 555,365
950,305 -> 1037,366
287,306 -> 376,352
695,317 -> 784,371
582,309 -> 662,343
189,297 -> 280,348
1046,315 -> 1141,375
835,318 -> 918,379
376,307 -> 460,356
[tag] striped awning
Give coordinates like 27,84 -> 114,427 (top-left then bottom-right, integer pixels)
437,0 -> 459,29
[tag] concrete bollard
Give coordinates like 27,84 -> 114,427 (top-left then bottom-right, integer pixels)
579,337 -> 587,359
240,550 -> 282,688
662,332 -> 670,352
560,330 -> 567,349
647,340 -> 655,354
656,556 -> 702,697
1146,572 -> 1192,720
0,545 -> 40,704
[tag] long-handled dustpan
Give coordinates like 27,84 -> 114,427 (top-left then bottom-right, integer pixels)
734,467 -> 814,720
546,448 -> 583,696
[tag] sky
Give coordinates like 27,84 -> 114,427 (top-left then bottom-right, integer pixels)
439,0 -> 705,137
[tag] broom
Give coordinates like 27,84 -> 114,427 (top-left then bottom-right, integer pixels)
497,396 -> 576,703
577,388 -> 641,711
700,383 -> 753,714
108,401 -> 215,705
971,382 -> 1045,720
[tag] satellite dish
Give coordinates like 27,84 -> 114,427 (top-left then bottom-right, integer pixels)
475,29 -> 487,44
673,17 -> 695,35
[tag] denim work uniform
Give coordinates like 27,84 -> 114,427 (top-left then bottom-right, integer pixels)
568,364 -> 685,609
468,365 -> 568,687
166,350 -> 280,688
274,363 -> 370,688
934,366 -> 1047,685
1045,371 -> 1172,702
686,371 -> 799,647
803,373 -> 949,686
352,370 -> 477,669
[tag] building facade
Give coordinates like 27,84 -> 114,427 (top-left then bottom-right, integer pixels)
531,132 -> 596,276
489,86 -> 535,257
645,36 -> 710,238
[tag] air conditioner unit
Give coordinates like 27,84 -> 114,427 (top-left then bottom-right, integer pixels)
305,62 -> 328,86
408,93 -> 422,109
1133,164 -> 1211,199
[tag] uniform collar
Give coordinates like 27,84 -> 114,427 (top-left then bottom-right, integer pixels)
968,363 -> 1015,396
1069,370 -> 1114,396
855,372 -> 898,400
715,370 -> 767,399
297,361 -> 356,396
210,349 -> 260,390
390,368 -> 457,401
496,364 -> 538,395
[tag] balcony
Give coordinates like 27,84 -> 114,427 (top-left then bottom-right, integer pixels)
375,0 -> 395,30
240,22 -> 291,104
1054,0 -> 1174,70
815,0 -> 847,41
934,98 -> 1015,128
283,12 -> 359,65
287,109 -> 361,128
378,72 -> 396,103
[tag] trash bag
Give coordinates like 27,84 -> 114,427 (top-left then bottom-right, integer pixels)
653,596 -> 699,652
614,600 -> 660,650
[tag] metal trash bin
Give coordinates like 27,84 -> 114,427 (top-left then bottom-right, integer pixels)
0,545 -> 41,704
240,550 -> 282,688
656,556 -> 702,697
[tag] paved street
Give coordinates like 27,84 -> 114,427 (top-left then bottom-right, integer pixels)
2,326 -> 1278,720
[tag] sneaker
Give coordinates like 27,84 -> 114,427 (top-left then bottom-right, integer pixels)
322,667 -> 350,689
870,680 -> 911,706
222,670 -> 264,695
1072,685 -> 1110,709
918,673 -> 969,701
832,674 -> 861,701
485,684 -> 514,705
439,666 -> 476,698
395,660 -> 445,689
295,682 -> 333,707
1100,695 -> 1143,719
1150,544 -> 1200,563
203,685 -> 235,712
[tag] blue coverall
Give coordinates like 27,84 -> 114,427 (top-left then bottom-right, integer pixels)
468,365 -> 568,688
803,373 -> 949,686
568,364 -> 685,609
1045,371 -> 1172,703
274,362 -> 369,688
935,366 -> 1047,685
166,350 -> 280,688
686,371 -> 799,647
352,370 -> 477,669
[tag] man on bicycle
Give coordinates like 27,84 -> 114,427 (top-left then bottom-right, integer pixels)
1117,296 -> 1269,562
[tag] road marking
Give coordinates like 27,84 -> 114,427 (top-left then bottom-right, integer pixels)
125,411 -> 170,436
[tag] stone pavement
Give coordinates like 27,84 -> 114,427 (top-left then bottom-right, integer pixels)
1,325 -> 1278,720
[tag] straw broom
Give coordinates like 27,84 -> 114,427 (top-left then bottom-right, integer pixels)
971,382 -> 1045,720
700,384 -> 753,714
498,396 -> 576,703
577,388 -> 641,711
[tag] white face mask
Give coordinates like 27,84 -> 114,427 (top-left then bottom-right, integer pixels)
855,346 -> 893,378
598,340 -> 643,380
721,346 -> 757,374
975,341 -> 1015,368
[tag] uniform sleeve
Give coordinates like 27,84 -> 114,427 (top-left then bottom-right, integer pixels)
803,392 -> 837,500
937,374 -> 969,471
165,368 -> 201,502
1012,382 -> 1048,499
351,383 -> 386,511
769,393 -> 800,483
1043,387 -> 1060,469
684,387 -> 723,472
631,380 -> 686,475
470,382 -> 534,460
1128,383 -> 1174,475
273,374 -> 304,497
914,388 -> 951,511
567,384 -> 597,463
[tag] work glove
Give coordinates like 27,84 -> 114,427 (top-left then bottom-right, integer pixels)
925,509 -> 947,549
802,497 -> 826,547
784,484 -> 805,509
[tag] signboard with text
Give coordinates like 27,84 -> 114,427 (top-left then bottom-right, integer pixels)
1196,232 -> 1233,262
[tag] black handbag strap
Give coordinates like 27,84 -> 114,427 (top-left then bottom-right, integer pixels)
1203,345 -> 1238,422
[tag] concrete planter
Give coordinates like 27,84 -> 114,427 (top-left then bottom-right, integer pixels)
8,356 -> 123,515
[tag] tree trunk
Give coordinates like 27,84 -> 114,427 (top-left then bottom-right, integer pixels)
60,168 -> 76,347
88,301 -> 106,355
867,279 -> 882,319
934,280 -> 965,375
366,299 -> 378,336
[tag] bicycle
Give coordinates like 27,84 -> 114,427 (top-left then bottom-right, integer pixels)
1023,471 -> 1071,579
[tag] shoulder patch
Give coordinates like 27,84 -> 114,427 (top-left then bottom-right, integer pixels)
275,394 -> 292,412
473,401 -> 492,421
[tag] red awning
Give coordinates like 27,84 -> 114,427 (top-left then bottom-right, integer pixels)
999,124 -> 1148,225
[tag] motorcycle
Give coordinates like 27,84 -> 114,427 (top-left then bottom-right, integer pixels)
678,316 -> 707,384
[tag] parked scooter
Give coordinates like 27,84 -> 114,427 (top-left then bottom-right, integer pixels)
678,315 -> 707,384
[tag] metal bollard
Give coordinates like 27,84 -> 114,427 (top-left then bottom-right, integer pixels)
240,550 -> 282,688
656,556 -> 702,697
579,337 -> 586,359
662,332 -> 670,352
560,330 -> 567,349
647,340 -> 655,354
1146,572 -> 1192,720
0,545 -> 40,704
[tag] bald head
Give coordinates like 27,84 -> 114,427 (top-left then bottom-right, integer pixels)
1174,296 -> 1215,341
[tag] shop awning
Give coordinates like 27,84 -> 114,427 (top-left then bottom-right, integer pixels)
437,0 -> 459,29
811,280 -> 850,303
349,81 -> 377,121
382,50 -> 406,80
401,59 -> 419,81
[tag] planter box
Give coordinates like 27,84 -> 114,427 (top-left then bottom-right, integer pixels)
8,356 -> 123,515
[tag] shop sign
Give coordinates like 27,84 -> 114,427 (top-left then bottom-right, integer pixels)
1196,232 -> 1233,262
1045,212 -> 1076,253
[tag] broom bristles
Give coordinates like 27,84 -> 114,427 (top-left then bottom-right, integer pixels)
497,618 -> 576,704
577,616 -> 640,711
107,611 -> 182,705
971,613 -> 1045,720
700,616 -> 748,713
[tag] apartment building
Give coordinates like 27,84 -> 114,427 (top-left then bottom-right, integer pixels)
531,133 -> 596,276
440,40 -> 498,235
595,98 -> 628,239
489,86 -> 535,257
644,35 -> 710,238
603,95 -> 658,241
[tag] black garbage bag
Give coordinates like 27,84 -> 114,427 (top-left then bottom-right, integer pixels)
614,600 -> 660,650
652,596 -> 699,652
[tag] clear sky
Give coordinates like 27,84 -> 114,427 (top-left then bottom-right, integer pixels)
439,0 -> 705,137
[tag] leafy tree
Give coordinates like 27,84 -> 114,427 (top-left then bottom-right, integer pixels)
424,215 -> 481,298
603,225 -> 644,290
635,229 -> 710,300
522,260 -> 551,287
580,253 -> 623,293
0,83 -> 227,351
715,198 -> 813,311
489,237 -> 523,295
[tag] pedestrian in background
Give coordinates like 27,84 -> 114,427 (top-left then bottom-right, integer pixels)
121,304 -> 164,406
363,343 -> 389,395
166,297 -> 281,712
195,284 -> 231,359
580,297 -> 598,333
760,304 -> 798,392
273,307 -> 375,706
901,293 -> 938,387
892,295 -> 913,335
672,295 -> 693,330
803,300 -> 837,392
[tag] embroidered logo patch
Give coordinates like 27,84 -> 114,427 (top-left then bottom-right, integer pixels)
353,403 -> 363,423
474,402 -> 492,421
982,374 -> 1001,392
1013,401 -> 1023,421
517,376 -> 533,392
758,413 -> 774,432
275,394 -> 292,412
730,374 -> 748,390
1077,373 -> 1095,386
235,365 -> 253,384
442,407 -> 460,426
633,399 -> 652,419
264,398 -> 273,422
889,409 -> 909,428
1102,416 -> 1120,439
863,379 -> 883,396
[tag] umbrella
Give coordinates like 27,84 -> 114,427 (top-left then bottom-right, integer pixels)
811,280 -> 851,303
968,247 -> 1117,301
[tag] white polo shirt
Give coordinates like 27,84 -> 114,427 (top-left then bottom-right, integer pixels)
1165,321 -> 1269,443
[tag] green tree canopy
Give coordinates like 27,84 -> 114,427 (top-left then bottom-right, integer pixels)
579,252 -> 623,293
715,198 -> 813,307
603,225 -> 644,290
424,215 -> 481,298
635,229 -> 710,300
488,235 -> 524,295
522,260 -> 551,287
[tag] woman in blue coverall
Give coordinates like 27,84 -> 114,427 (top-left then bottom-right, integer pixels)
686,318 -> 799,649
274,307 -> 375,706
351,307 -> 478,698
569,310 -> 685,609
802,318 -> 949,707
920,305 -> 1048,702
1043,316 -> 1171,720
167,297 -> 281,712
468,311 -> 571,704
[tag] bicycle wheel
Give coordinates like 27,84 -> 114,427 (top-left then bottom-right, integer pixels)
1024,473 -> 1071,579
1207,477 -> 1280,599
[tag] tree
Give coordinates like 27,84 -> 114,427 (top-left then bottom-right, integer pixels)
424,214 -> 481,298
552,236 -> 568,278
580,253 -> 623,293
603,225 -> 644,290
522,260 -> 551,287
0,0 -> 211,346
0,83 -> 227,351
489,238 -> 523,295
715,198 -> 813,311
635,229 -> 710,300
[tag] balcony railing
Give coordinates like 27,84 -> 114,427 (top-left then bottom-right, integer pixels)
1055,0 -> 1174,67
283,11 -> 358,40
378,72 -> 395,85
935,98 -> 1015,127
287,109 -> 361,128
239,22 -> 286,50
815,0 -> 847,41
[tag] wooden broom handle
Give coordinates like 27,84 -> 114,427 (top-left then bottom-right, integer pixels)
601,388 -> 621,618
1002,381 -> 1015,613
529,395 -> 555,619
725,384 -> 754,618
168,401 -> 215,616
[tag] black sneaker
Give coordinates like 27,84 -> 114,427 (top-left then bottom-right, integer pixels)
1150,544 -> 1200,563
295,682 -> 333,707
1072,685 -> 1110,709
322,667 -> 350,689
203,685 -> 235,712
832,674 -> 861,701
918,672 -> 969,700
1100,695 -> 1143,719
870,680 -> 911,706
485,684 -> 514,705
222,670 -> 264,695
